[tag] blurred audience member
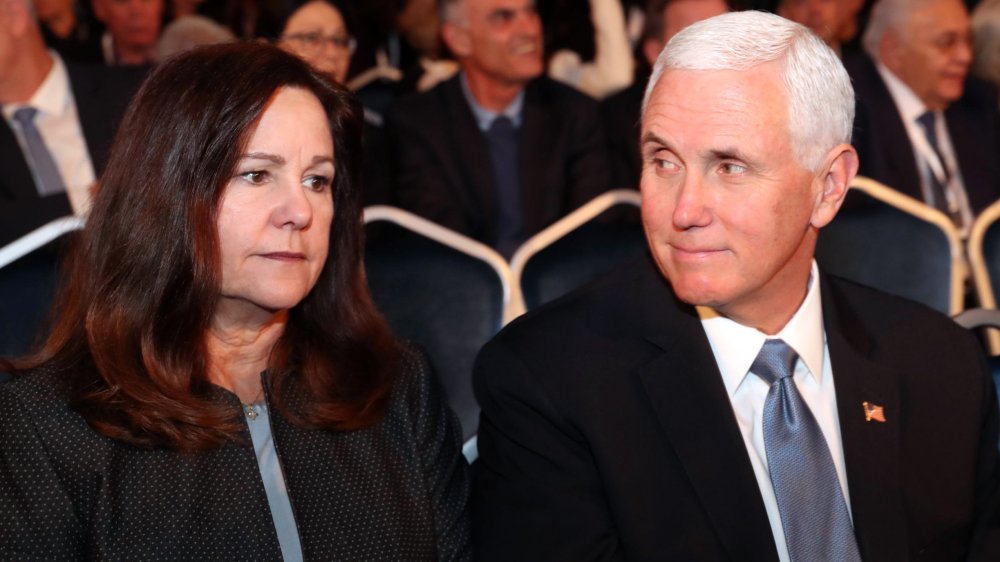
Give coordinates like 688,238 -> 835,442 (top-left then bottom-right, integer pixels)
34,0 -> 102,62
548,0 -> 634,99
278,0 -> 393,206
973,0 -> 1000,87
280,0 -> 354,84
776,0 -> 837,46
601,0 -> 729,189
0,0 -> 145,246
776,0 -> 862,55
834,0 -> 865,47
157,13 -> 233,59
847,0 -> 1000,231
92,0 -> 163,65
388,0 -> 610,257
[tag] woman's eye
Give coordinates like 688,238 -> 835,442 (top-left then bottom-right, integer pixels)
304,175 -> 332,192
239,170 -> 268,184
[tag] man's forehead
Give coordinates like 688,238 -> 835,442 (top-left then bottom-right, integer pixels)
465,0 -> 533,13
904,0 -> 969,35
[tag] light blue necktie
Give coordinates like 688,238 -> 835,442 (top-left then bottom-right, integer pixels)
12,106 -> 67,197
752,339 -> 862,562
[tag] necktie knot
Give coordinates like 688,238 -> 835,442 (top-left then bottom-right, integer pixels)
13,106 -> 39,126
916,110 -> 936,138
489,115 -> 515,136
750,339 -> 798,385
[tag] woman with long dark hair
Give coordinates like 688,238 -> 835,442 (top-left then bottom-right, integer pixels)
0,42 -> 470,560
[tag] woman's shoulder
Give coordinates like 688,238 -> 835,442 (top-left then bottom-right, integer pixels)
0,366 -> 105,453
0,366 -> 74,412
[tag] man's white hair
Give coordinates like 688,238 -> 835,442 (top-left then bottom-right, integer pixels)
642,11 -> 854,171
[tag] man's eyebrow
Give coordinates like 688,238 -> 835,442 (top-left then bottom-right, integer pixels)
640,131 -> 671,150
241,152 -> 285,164
707,148 -> 749,162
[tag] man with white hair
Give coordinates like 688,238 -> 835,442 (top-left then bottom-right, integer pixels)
0,0 -> 145,245
846,0 -> 1000,230
387,0 -> 610,257
472,10 -> 999,560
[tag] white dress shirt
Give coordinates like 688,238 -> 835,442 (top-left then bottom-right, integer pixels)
1,51 -> 96,216
697,261 -> 851,562
875,62 -> 973,233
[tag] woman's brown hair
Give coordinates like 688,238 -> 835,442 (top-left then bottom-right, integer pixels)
3,42 -> 399,450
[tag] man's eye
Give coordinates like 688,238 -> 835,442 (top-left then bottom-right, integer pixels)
720,162 -> 747,175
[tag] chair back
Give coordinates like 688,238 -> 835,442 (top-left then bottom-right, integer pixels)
510,190 -> 645,311
0,216 -> 84,358
816,176 -> 963,315
364,206 -> 513,443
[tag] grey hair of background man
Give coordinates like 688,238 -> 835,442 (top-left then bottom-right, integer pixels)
862,0 -> 941,57
641,10 -> 854,172
972,0 -> 1000,84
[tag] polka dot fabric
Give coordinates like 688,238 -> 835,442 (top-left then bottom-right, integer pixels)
0,346 -> 471,560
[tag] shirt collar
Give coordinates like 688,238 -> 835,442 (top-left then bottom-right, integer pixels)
698,260 -> 826,397
2,51 -> 70,120
875,60 -> 933,124
459,71 -> 524,131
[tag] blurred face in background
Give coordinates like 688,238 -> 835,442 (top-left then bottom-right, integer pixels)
281,0 -> 353,84
880,0 -> 972,110
644,0 -> 729,67
93,0 -> 164,56
443,0 -> 544,87
778,0 -> 839,46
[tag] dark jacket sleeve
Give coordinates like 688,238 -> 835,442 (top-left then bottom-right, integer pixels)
471,336 -> 625,562
0,378 -> 86,558
400,348 -> 473,562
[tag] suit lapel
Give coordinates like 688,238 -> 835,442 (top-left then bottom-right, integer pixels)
822,276 -> 909,560
518,81 -> 551,236
0,118 -> 37,203
634,269 -> 780,561
441,77 -> 498,240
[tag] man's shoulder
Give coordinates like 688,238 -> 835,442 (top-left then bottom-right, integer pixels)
491,258 -> 680,360
526,75 -> 599,110
388,75 -> 462,121
822,274 -> 974,354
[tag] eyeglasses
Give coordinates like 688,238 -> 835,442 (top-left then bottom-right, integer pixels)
282,32 -> 357,54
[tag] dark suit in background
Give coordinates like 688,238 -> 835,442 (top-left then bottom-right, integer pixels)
387,75 -> 610,247
846,51 -> 1000,214
473,258 -> 1000,561
600,80 -> 644,190
0,63 -> 146,247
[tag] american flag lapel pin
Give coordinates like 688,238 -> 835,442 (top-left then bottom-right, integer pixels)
863,401 -> 886,423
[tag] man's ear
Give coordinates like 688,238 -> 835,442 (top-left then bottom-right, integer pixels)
441,21 -> 470,58
810,143 -> 858,229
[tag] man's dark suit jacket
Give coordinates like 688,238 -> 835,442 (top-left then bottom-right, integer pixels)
600,79 -> 644,190
387,75 -> 611,247
473,257 -> 1000,561
0,63 -> 145,247
846,51 -> 1000,214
